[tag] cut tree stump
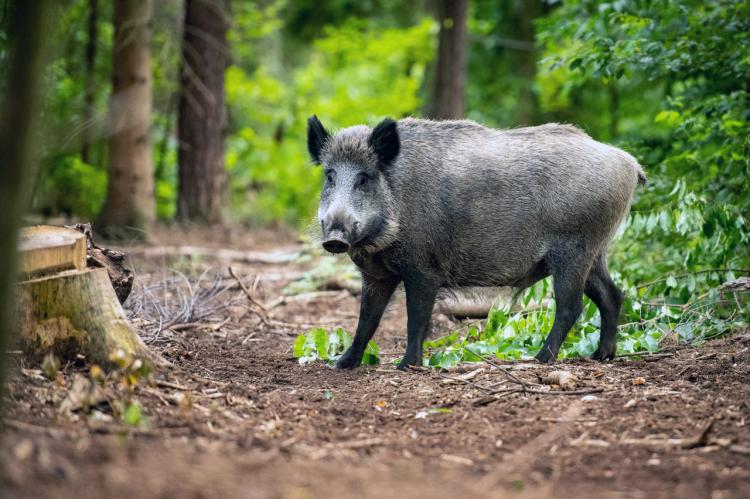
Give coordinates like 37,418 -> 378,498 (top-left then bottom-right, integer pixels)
66,222 -> 134,304
16,225 -> 164,369
18,225 -> 88,277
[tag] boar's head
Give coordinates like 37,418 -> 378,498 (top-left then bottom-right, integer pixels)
307,115 -> 400,254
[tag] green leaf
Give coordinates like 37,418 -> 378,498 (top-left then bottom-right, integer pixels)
292,334 -> 307,358
362,340 -> 380,365
122,401 -> 143,427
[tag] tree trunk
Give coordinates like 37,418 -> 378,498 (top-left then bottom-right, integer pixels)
429,0 -> 468,120
16,226 -> 164,369
98,0 -> 155,239
177,0 -> 229,225
0,0 -> 54,395
515,0 -> 541,126
17,269 -> 160,369
81,0 -> 98,164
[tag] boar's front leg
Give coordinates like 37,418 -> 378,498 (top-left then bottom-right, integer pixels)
336,276 -> 399,369
398,277 -> 439,370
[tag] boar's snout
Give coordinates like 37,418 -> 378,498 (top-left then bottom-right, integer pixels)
320,210 -> 360,253
322,230 -> 351,253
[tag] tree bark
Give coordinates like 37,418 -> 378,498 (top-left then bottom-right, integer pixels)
98,0 -> 155,239
515,0 -> 541,126
429,0 -> 468,120
81,0 -> 98,164
17,268 -> 162,369
0,0 -> 54,396
177,0 -> 229,225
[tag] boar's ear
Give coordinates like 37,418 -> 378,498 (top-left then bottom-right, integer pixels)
368,118 -> 400,167
307,115 -> 330,164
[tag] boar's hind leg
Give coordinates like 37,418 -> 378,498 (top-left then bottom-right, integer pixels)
336,277 -> 399,369
398,277 -> 439,370
585,255 -> 623,361
535,247 -> 592,363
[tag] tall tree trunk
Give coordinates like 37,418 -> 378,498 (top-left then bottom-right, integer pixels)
98,0 -> 155,239
516,0 -> 541,126
0,0 -> 54,396
429,0 -> 468,120
177,0 -> 229,225
81,0 -> 98,164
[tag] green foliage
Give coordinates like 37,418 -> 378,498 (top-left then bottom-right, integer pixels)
36,155 -> 106,219
225,17 -> 434,226
293,328 -> 379,365
424,272 -> 748,369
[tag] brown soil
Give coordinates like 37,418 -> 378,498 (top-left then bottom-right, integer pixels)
2,233 -> 749,499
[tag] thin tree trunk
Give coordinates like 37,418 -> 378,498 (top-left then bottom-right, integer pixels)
177,0 -> 229,225
430,0 -> 468,120
516,0 -> 541,126
81,0 -> 98,164
0,0 -> 54,396
98,0 -> 155,239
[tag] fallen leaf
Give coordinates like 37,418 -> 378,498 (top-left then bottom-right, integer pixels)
632,377 -> 646,386
440,454 -> 474,466
541,370 -> 577,390
59,374 -> 105,414
441,368 -> 485,384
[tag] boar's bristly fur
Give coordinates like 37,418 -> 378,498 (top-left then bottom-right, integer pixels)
308,116 -> 646,369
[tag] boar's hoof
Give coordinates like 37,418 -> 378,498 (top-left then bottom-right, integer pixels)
591,346 -> 616,362
335,351 -> 361,370
535,348 -> 558,364
396,354 -> 421,371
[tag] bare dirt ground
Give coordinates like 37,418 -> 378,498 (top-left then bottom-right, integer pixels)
1,229 -> 749,499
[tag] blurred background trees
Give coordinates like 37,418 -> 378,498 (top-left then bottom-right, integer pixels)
4,0 -> 748,285
177,0 -> 229,224
98,0 -> 155,238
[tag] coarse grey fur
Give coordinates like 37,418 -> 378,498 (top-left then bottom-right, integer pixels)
308,116 -> 645,368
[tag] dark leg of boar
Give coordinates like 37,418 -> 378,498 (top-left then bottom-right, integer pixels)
398,277 -> 439,369
535,246 -> 590,363
336,277 -> 399,369
585,255 -> 623,361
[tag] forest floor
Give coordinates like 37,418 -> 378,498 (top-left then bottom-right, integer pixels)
1,227 -> 749,499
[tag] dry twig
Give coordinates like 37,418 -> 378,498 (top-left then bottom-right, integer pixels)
228,266 -> 269,325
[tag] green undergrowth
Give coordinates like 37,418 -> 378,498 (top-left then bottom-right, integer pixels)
293,269 -> 749,369
293,327 -> 379,366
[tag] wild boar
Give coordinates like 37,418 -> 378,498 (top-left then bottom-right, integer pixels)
307,116 -> 645,369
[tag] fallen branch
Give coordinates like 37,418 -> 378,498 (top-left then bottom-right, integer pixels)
461,348 -> 530,391
729,444 -> 750,455
473,387 -> 604,406
616,351 -> 674,359
620,419 -> 714,450
154,379 -> 192,391
129,245 -> 300,264
435,370 -> 493,392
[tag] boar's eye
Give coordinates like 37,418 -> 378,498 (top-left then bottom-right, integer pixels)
325,170 -> 334,185
355,172 -> 369,187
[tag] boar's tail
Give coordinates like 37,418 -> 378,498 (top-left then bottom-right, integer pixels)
637,170 -> 648,186
616,148 -> 647,187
